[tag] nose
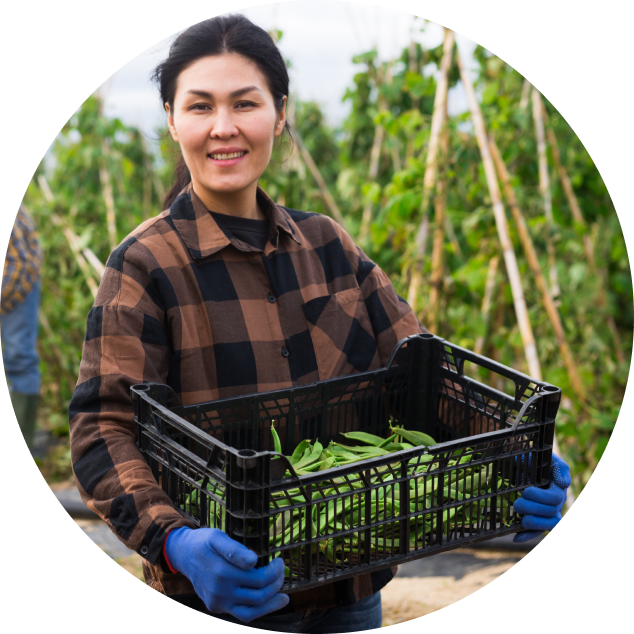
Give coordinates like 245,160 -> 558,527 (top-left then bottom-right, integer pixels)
210,107 -> 239,139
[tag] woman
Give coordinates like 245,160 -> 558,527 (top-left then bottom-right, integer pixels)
69,14 -> 570,632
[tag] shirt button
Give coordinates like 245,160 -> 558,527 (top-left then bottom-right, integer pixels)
268,293 -> 276,303
282,348 -> 290,358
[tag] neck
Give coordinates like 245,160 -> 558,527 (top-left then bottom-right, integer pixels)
191,179 -> 265,220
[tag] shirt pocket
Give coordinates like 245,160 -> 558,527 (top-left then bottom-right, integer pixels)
302,287 -> 381,381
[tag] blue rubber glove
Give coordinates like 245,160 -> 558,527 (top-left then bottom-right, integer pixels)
513,453 -> 571,543
165,527 -> 289,622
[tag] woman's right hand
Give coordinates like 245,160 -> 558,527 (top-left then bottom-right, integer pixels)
164,527 -> 289,622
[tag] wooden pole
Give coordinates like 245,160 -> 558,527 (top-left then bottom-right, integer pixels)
82,248 -> 106,279
489,137 -> 586,402
407,28 -> 455,313
456,48 -> 541,381
99,140 -> 118,252
532,88 -> 560,298
443,214 -> 463,258
37,175 -> 103,296
457,67 -> 571,496
428,104 -> 450,333
294,130 -> 348,232
542,103 -> 624,364
519,79 -> 531,110
384,61 -> 402,174
474,255 -> 500,356
359,64 -> 387,242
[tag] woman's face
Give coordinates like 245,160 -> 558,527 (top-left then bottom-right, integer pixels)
166,53 -> 286,208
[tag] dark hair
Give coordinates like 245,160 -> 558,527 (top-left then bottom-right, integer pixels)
152,14 -> 291,208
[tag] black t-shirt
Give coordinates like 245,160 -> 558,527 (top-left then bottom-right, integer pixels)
210,210 -> 270,251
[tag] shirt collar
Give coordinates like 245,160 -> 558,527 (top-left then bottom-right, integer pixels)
169,182 -> 302,260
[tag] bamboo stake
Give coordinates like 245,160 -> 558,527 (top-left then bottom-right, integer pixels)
458,61 -> 572,499
359,65 -> 387,242
389,141 -> 402,174
542,104 -> 624,364
359,124 -> 384,239
532,88 -> 560,298
489,137 -> 586,402
385,62 -> 402,174
519,79 -> 531,110
99,140 -> 118,252
61,224 -> 99,299
407,28 -> 455,312
37,175 -> 103,295
474,255 -> 500,356
444,214 -> 462,257
428,104 -> 450,332
294,130 -> 348,232
82,248 -> 106,279
456,48 -> 541,381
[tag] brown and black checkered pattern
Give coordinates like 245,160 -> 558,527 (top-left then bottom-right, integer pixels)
69,184 -> 426,610
1,206 -> 42,315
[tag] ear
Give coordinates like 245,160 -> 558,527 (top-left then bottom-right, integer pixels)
274,96 -> 287,137
165,103 -> 179,142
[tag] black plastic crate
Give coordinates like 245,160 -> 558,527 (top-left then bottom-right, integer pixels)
132,333 -> 560,593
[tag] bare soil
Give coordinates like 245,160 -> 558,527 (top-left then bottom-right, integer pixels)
380,548 -> 526,626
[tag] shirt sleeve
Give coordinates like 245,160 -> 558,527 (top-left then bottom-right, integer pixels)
68,236 -> 195,566
328,218 -> 428,366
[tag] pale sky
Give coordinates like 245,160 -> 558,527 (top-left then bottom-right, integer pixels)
99,1 -> 480,149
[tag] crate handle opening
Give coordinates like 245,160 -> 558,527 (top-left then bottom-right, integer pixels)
510,392 -> 543,432
237,449 -> 258,469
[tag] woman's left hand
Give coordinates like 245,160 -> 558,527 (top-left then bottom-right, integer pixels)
512,453 -> 571,543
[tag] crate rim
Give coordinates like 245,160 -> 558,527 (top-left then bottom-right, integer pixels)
131,333 -> 560,471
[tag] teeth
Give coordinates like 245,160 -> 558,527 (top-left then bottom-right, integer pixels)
210,151 -> 246,160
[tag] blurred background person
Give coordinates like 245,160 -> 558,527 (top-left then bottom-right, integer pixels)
1,205 -> 43,450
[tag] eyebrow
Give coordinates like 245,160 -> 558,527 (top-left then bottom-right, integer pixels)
185,86 -> 263,99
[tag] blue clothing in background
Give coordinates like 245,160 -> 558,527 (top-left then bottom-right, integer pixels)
1,279 -> 41,395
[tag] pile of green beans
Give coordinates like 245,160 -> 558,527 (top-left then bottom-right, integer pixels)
183,425 -> 520,571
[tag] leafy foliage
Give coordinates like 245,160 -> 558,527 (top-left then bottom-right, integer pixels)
23,36 -> 631,494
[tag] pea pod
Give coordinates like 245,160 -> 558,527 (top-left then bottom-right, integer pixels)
271,424 -> 282,454
378,433 -> 397,448
391,426 -> 437,447
290,439 -> 311,465
341,431 -> 387,446
292,439 -> 324,471
380,442 -> 408,452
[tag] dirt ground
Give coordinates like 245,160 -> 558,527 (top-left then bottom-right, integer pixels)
381,548 -> 525,626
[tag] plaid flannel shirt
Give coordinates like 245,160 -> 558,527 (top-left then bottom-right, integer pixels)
1,206 -> 42,315
69,184 -> 426,611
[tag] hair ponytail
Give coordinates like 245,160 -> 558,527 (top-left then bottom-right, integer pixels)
163,154 -> 191,209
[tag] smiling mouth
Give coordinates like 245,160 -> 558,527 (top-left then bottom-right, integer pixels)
208,151 -> 247,160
